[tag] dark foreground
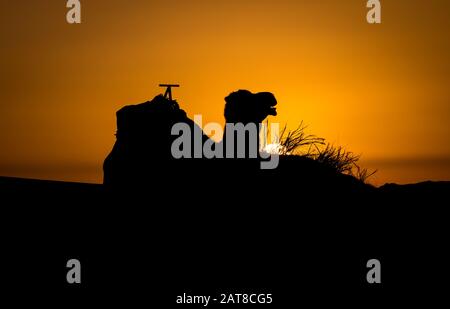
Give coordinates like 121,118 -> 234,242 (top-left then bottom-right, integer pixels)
1,174 -> 449,306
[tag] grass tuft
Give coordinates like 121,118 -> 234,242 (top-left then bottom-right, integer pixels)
274,122 -> 377,183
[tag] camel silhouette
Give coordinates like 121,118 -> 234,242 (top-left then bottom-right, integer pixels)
103,90 -> 278,187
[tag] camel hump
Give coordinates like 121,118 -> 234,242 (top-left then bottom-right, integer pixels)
115,94 -> 188,140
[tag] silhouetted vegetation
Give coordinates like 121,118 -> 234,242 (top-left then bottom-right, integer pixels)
276,122 -> 325,155
276,123 -> 377,183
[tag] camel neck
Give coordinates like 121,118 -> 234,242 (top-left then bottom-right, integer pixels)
221,122 -> 261,159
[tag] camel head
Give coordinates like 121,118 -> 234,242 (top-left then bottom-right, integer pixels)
224,90 -> 277,125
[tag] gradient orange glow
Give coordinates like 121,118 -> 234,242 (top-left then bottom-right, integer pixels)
1,0 -> 450,185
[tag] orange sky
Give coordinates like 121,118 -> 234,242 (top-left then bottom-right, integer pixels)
1,0 -> 450,185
